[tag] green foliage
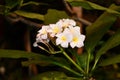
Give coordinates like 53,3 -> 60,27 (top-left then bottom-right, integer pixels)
0,49 -> 41,58
99,54 -> 120,66
67,0 -> 120,15
31,71 -> 83,80
14,10 -> 44,21
44,9 -> 69,24
1,0 -> 120,79
97,28 -> 120,66
96,28 -> 120,61
21,1 -> 49,7
85,4 -> 118,53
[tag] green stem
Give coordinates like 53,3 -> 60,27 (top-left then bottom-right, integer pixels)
52,62 -> 83,76
86,50 -> 91,75
59,47 -> 85,74
91,57 -> 100,72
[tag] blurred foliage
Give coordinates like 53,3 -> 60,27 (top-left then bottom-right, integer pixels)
0,0 -> 120,80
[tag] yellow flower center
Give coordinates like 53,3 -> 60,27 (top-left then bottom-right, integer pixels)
61,36 -> 67,41
73,37 -> 78,43
53,26 -> 59,33
42,30 -> 47,34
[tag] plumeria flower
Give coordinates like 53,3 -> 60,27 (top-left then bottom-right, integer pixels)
37,25 -> 50,40
56,28 -> 73,48
34,18 -> 85,49
56,19 -> 76,28
68,25 -> 85,48
68,26 -> 81,35
47,24 -> 62,37
70,34 -> 85,48
33,25 -> 50,47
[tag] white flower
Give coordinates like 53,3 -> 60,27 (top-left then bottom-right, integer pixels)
47,24 -> 62,37
33,18 -> 85,48
70,34 -> 85,48
33,25 -> 50,47
56,19 -> 76,28
68,26 -> 81,35
56,28 -> 72,48
37,25 -> 49,40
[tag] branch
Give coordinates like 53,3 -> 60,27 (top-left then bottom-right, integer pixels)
5,13 -> 43,28
62,0 -> 92,26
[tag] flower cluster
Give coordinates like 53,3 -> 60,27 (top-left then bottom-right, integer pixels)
34,19 -> 85,48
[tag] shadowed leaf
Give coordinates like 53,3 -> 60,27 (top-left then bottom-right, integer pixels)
85,4 -> 118,53
14,10 -> 44,21
99,54 -> 120,66
96,29 -> 120,61
44,9 -> 69,24
67,0 -> 120,16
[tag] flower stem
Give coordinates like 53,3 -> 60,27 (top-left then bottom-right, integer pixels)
52,62 -> 83,76
59,47 -> 85,74
86,50 -> 91,76
91,57 -> 99,72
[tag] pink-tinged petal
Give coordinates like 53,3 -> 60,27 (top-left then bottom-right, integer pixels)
77,42 -> 84,48
61,42 -> 69,48
70,42 -> 76,48
79,35 -> 85,41
56,38 -> 62,45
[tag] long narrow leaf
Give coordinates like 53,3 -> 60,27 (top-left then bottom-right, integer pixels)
22,57 -> 82,76
0,49 -> 42,59
96,29 -> 120,60
99,54 -> 120,66
67,0 -> 120,16
22,1 -> 49,7
0,49 -> 79,75
85,4 -> 118,53
14,10 -> 44,21
44,9 -> 69,24
67,49 -> 87,69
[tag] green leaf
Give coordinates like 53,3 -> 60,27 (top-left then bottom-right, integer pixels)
67,0 -> 120,15
0,49 -> 69,67
85,4 -> 118,53
67,49 -> 87,69
22,1 -> 49,7
22,56 -> 82,76
22,56 -> 70,68
31,71 -> 83,80
5,0 -> 21,9
0,49 -> 44,59
22,60 -> 51,67
96,29 -> 120,60
0,49 -> 81,76
14,10 -> 44,21
31,71 -> 67,80
99,54 -> 120,66
44,9 -> 69,24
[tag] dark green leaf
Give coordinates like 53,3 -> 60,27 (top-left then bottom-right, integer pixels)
14,10 -> 44,21
0,49 -> 42,59
31,71 -> 82,80
22,56 -> 70,68
5,0 -> 21,9
67,0 -> 120,15
22,60 -> 51,67
85,4 -> 118,53
67,49 -> 87,69
44,9 -> 69,24
99,54 -> 120,66
31,71 -> 67,80
96,29 -> 120,60
22,1 -> 49,7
